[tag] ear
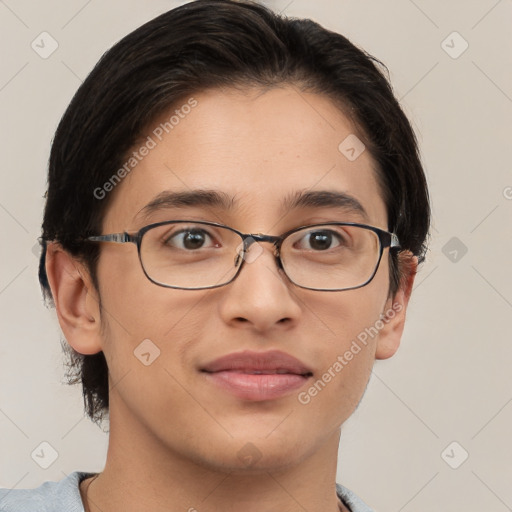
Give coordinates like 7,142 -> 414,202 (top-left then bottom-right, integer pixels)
375,251 -> 418,360
45,242 -> 103,355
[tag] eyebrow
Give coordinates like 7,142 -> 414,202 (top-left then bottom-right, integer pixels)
282,190 -> 369,221
134,189 -> 369,222
134,190 -> 235,222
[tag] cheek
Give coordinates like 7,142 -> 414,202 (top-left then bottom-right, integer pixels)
94,249 -> 210,379
94,277 -> 213,438
96,244 -> 204,331
304,271 -> 387,351
296,274 -> 388,422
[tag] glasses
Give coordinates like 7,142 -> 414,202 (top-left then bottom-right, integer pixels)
86,220 -> 400,291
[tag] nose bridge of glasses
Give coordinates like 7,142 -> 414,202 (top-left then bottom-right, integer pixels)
233,234 -> 281,268
242,233 -> 281,255
244,233 -> 280,244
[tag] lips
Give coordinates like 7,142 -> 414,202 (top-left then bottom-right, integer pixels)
200,350 -> 313,401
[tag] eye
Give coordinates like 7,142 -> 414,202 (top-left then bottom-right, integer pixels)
295,229 -> 346,251
164,228 -> 218,250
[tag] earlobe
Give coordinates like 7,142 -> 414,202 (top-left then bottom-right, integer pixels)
45,242 -> 103,355
375,252 -> 418,360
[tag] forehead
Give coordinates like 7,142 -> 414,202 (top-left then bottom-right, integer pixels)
102,86 -> 387,232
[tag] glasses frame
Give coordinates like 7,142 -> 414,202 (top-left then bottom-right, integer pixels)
86,220 -> 400,292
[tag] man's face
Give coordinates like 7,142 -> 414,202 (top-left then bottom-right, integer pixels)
94,85 -> 396,471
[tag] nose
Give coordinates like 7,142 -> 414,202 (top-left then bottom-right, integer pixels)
217,241 -> 302,333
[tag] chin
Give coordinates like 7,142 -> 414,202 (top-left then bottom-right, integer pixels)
186,432 -> 314,474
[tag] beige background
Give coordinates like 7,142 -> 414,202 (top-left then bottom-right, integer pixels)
1,1 -> 511,510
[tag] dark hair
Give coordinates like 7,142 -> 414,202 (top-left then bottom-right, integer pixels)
38,0 -> 430,425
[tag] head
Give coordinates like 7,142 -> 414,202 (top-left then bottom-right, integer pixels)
40,0 -> 429,470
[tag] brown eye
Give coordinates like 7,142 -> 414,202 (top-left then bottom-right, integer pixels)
295,229 -> 344,251
164,228 -> 215,250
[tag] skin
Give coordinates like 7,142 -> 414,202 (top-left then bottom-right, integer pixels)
46,85 -> 417,512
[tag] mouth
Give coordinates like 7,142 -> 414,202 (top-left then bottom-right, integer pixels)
200,350 -> 313,401
207,369 -> 312,375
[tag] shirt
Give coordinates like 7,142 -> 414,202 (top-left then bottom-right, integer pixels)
0,471 -> 374,512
